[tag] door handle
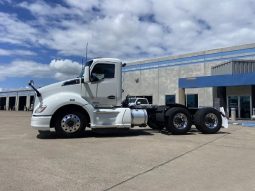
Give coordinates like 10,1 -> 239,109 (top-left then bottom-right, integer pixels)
107,95 -> 116,99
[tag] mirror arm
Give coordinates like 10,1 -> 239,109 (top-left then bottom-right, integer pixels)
28,81 -> 41,97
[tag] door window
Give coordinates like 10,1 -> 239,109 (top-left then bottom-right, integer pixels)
91,64 -> 115,81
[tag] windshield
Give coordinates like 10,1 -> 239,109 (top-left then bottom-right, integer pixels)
79,60 -> 93,77
128,98 -> 136,103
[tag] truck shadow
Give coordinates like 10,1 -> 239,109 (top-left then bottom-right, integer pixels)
37,128 -> 230,139
160,128 -> 231,136
37,128 -> 155,139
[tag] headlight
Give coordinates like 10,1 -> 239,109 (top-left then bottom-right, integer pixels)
35,105 -> 47,113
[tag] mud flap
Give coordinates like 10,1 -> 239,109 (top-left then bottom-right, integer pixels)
220,107 -> 228,128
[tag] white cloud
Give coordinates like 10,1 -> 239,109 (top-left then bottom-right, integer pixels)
0,48 -> 36,56
64,0 -> 98,9
0,60 -> 50,80
1,0 -> 255,61
0,59 -> 81,81
19,1 -> 70,16
0,12 -> 39,45
49,59 -> 81,80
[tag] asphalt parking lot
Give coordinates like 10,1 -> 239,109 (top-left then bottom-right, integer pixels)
0,111 -> 255,191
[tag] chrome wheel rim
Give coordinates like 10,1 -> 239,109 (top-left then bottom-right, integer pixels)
61,114 -> 81,133
205,113 -> 218,129
173,113 -> 188,129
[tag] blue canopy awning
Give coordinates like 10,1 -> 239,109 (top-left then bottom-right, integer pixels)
179,72 -> 255,88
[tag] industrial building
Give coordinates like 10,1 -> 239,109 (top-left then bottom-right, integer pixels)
0,89 -> 34,111
123,43 -> 255,119
1,43 -> 255,119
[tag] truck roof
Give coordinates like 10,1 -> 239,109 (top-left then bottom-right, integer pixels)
93,58 -> 121,63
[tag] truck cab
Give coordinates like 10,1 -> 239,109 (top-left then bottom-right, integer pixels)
82,58 -> 122,108
31,58 -> 147,137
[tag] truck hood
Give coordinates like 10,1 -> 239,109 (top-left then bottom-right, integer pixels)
38,81 -> 63,97
39,78 -> 81,96
34,78 -> 82,107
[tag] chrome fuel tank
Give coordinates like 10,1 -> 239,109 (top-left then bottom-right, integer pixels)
131,109 -> 148,126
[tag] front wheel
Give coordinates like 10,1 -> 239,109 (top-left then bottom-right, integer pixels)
194,108 -> 222,134
55,110 -> 87,137
166,107 -> 192,134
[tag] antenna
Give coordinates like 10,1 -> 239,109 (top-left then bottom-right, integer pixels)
81,58 -> 84,70
82,42 -> 88,71
85,42 -> 88,63
79,43 -> 88,77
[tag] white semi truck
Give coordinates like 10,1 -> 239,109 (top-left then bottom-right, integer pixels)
29,58 -> 227,137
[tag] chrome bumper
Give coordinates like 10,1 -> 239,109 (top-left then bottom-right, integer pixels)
31,115 -> 51,131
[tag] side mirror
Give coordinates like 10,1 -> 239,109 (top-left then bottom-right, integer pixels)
83,66 -> 90,83
136,101 -> 141,105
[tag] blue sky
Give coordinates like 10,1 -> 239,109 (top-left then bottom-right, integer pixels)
1,0 -> 255,90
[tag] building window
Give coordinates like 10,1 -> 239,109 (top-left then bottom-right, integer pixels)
186,94 -> 198,108
144,96 -> 153,104
165,95 -> 175,105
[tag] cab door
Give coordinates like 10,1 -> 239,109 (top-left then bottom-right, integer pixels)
82,62 -> 117,107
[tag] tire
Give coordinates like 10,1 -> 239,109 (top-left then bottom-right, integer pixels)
194,108 -> 222,134
55,110 -> 87,137
166,107 -> 192,134
147,120 -> 164,130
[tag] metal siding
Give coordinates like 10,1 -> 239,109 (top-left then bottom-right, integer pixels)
212,60 -> 255,75
179,73 -> 255,88
248,62 -> 252,73
211,61 -> 233,75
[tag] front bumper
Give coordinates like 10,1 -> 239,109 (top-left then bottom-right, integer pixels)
31,115 -> 51,131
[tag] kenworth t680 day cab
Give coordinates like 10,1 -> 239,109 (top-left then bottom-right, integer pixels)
30,58 -> 228,137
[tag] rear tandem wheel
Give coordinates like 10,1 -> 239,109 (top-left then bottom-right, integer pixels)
166,107 -> 192,135
194,108 -> 222,134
